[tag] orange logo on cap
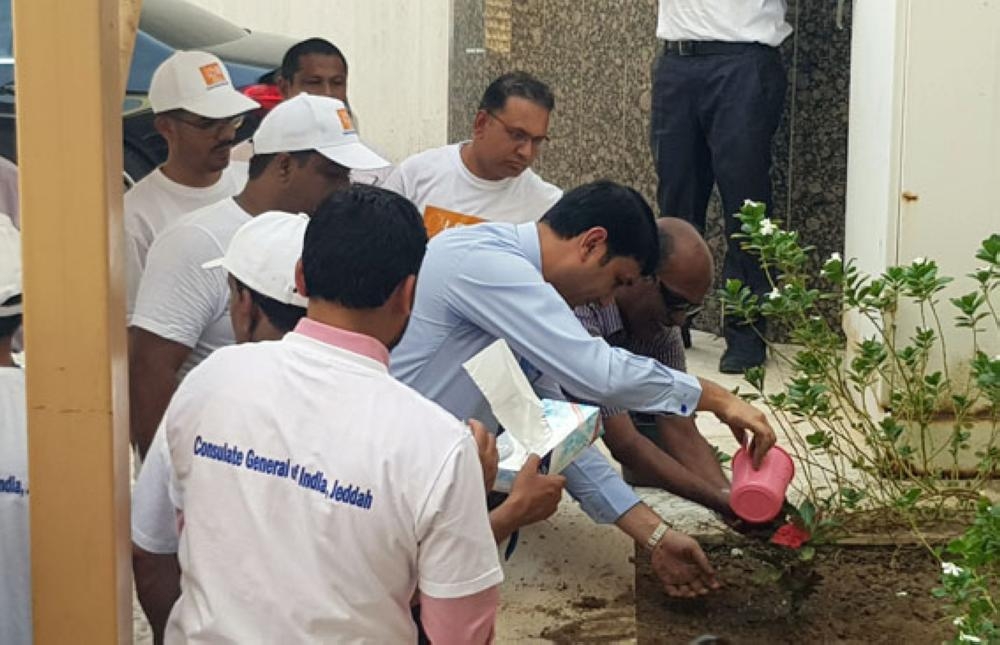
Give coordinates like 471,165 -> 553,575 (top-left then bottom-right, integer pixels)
336,108 -> 355,132
199,63 -> 227,88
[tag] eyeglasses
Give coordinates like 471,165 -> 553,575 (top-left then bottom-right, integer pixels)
169,112 -> 245,133
659,283 -> 703,320
487,111 -> 550,148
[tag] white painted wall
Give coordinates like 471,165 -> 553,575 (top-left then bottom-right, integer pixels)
845,0 -> 1000,416
189,0 -> 451,163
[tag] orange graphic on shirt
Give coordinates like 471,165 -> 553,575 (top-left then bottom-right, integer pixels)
199,63 -> 227,88
337,108 -> 355,132
423,206 -> 485,238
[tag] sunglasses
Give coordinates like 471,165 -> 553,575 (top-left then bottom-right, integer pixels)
169,112 -> 245,132
659,283 -> 703,320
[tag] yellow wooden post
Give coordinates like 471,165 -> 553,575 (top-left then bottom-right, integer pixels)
119,0 -> 143,95
14,0 -> 135,642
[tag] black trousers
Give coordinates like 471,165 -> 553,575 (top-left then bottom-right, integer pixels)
650,44 -> 786,300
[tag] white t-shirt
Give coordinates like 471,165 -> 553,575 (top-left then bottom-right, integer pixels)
382,142 -> 562,236
131,197 -> 250,379
0,156 -> 19,229
0,367 -> 30,645
163,326 -> 503,643
132,425 -> 178,554
124,163 -> 248,316
656,0 -> 792,46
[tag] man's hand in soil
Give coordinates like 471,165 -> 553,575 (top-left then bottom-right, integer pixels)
489,454 -> 565,543
468,419 -> 498,493
697,378 -> 776,469
651,530 -> 719,597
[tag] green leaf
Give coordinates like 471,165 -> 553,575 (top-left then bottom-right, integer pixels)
750,566 -> 783,585
798,499 -> 817,529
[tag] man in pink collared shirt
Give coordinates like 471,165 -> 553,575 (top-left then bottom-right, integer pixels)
162,187 -> 502,643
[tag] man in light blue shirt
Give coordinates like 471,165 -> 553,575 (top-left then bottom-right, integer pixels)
392,181 -> 776,597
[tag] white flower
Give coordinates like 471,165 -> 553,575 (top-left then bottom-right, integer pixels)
743,199 -> 762,208
959,634 -> 981,643
768,288 -> 781,300
730,547 -> 744,558
759,218 -> 777,235
953,617 -> 964,626
941,561 -> 963,576
913,257 -> 927,265
829,252 -> 842,263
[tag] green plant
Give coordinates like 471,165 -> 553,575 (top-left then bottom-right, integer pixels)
748,549 -> 823,616
719,200 -> 1000,525
933,498 -> 1000,643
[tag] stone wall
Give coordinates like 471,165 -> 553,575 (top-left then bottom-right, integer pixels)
449,0 -> 852,334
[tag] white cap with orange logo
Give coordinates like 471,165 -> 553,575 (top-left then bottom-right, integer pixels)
252,94 -> 390,170
149,50 -> 260,118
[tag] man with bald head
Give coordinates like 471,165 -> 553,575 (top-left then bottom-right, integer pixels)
575,217 -> 733,517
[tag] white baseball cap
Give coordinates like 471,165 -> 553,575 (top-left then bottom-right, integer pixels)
202,211 -> 308,308
0,213 -> 21,316
149,50 -> 260,118
252,94 -> 390,170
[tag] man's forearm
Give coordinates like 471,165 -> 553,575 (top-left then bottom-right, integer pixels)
133,545 -> 180,644
694,378 -> 730,416
614,502 -> 665,546
489,501 -> 522,544
655,415 -> 730,492
130,368 -> 177,458
128,328 -> 191,457
602,415 -> 729,513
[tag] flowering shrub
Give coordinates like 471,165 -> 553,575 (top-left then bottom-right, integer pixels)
719,200 -> 1000,522
933,499 -> 1000,643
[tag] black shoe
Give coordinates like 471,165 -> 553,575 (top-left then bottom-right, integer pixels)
719,346 -> 766,374
720,317 -> 766,374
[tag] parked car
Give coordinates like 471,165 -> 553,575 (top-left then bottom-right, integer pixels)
0,0 -> 294,187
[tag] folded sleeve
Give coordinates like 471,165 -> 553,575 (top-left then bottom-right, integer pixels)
130,224 -> 228,348
415,434 -> 504,599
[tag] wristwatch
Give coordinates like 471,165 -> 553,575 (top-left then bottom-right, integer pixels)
646,521 -> 670,551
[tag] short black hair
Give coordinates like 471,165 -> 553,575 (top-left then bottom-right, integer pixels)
540,181 -> 660,275
281,38 -> 348,81
478,71 -> 555,113
303,185 -> 427,308
247,150 -> 314,180
0,295 -> 22,339
232,279 -> 305,334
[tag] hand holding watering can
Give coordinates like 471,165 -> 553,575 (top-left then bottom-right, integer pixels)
698,379 -> 792,523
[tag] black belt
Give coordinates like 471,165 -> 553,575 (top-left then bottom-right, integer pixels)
663,40 -> 765,56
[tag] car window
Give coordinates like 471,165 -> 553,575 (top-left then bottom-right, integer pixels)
0,1 -> 12,61
139,0 -> 247,49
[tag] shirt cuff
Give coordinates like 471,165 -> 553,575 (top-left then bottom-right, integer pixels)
561,445 -> 641,524
666,370 -> 702,417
